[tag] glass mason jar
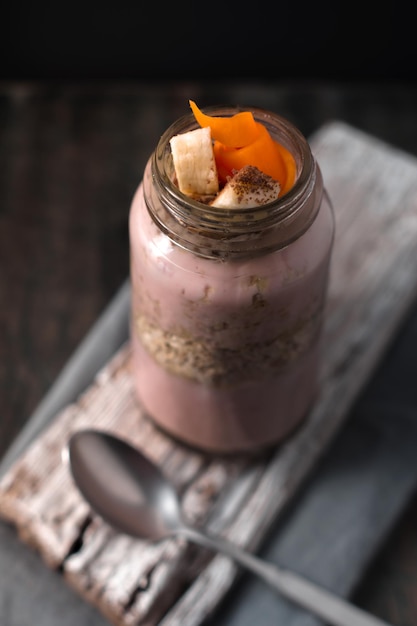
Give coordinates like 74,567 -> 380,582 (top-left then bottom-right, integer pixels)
129,106 -> 334,453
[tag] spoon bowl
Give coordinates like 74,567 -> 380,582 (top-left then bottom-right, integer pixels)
68,429 -> 181,541
67,429 -> 391,626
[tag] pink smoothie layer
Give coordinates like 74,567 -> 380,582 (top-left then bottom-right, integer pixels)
129,169 -> 333,453
131,332 -> 319,452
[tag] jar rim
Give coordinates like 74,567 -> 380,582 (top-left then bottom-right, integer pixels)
146,105 -> 321,259
155,105 -> 313,215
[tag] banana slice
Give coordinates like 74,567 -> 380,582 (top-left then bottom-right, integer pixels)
170,127 -> 219,197
211,165 -> 281,209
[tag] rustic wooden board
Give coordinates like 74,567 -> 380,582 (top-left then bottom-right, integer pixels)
2,121 -> 417,626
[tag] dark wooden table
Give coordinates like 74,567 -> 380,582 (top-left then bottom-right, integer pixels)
2,80 -> 417,624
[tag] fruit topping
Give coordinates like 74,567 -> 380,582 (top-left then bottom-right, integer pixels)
170,126 -> 219,197
211,165 -> 280,208
169,102 -> 296,207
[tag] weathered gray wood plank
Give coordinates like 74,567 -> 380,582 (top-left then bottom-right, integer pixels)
1,121 -> 417,625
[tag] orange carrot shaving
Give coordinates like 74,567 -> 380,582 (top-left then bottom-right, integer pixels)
189,100 -> 259,147
190,100 -> 296,196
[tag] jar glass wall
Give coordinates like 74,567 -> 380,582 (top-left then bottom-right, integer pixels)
129,107 -> 334,453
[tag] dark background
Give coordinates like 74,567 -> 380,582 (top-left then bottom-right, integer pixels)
2,1 -> 416,83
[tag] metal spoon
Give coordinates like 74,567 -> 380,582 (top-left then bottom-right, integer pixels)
67,429 -> 392,626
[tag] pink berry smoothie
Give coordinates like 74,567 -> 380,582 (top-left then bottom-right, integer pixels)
129,156 -> 334,453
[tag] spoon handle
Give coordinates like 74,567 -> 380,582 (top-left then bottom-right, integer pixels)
181,527 -> 392,626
